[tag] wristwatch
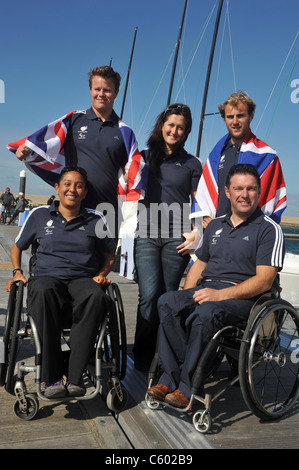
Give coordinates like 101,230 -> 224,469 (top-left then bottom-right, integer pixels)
12,268 -> 23,275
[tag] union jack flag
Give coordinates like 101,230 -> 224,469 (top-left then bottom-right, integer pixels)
191,131 -> 287,223
7,111 -> 148,202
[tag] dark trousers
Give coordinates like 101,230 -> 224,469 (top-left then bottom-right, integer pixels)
28,276 -> 110,384
157,280 -> 255,398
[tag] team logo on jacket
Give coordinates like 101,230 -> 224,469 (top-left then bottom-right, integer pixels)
78,126 -> 88,139
211,228 -> 223,245
44,219 -> 54,235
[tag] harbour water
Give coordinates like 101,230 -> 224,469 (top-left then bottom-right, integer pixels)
283,227 -> 299,255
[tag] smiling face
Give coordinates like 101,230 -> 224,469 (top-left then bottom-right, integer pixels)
89,75 -> 118,121
225,172 -> 260,221
55,171 -> 88,211
223,101 -> 253,146
161,114 -> 187,154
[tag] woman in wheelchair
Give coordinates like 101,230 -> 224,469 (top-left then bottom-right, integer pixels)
147,164 -> 285,408
6,166 -> 116,399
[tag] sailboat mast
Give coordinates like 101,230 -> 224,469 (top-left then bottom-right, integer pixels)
120,26 -> 138,119
167,0 -> 188,106
196,0 -> 223,157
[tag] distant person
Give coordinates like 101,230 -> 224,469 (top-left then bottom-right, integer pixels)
6,166 -> 115,398
8,192 -> 28,225
0,187 -> 15,223
47,195 -> 55,205
132,104 -> 202,371
189,91 -> 286,248
147,164 -> 285,407
8,65 -> 147,239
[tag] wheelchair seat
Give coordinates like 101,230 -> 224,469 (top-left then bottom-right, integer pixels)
1,275 -> 128,421
145,286 -> 299,433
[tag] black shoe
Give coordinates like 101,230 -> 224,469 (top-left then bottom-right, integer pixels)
66,381 -> 86,397
44,380 -> 67,398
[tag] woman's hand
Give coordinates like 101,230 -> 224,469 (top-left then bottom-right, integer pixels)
177,230 -> 200,255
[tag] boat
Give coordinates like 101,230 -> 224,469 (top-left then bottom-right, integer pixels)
280,252 -> 299,308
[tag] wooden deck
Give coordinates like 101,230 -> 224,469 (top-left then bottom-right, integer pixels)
1,224 -> 299,450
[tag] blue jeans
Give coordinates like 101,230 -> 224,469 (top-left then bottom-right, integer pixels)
133,236 -> 190,366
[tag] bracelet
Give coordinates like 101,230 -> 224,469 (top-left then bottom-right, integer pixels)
192,228 -> 198,232
12,268 -> 23,275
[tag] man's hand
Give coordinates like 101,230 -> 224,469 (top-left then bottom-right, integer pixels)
92,274 -> 111,286
16,144 -> 31,161
6,273 -> 27,292
193,287 -> 222,304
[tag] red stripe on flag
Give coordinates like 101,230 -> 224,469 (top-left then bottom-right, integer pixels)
203,165 -> 218,210
259,156 -> 286,207
8,137 -> 27,150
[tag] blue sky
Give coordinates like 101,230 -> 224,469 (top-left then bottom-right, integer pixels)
0,0 -> 298,216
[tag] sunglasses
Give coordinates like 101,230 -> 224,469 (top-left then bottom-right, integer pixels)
163,104 -> 189,118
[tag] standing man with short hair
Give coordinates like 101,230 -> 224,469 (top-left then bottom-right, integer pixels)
191,91 -> 286,230
8,66 -> 147,238
0,187 -> 15,223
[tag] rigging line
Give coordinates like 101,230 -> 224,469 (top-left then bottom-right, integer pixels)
213,4 -> 227,101
226,0 -> 236,92
178,40 -> 187,104
203,3 -> 227,155
177,0 -> 189,104
129,79 -> 134,130
254,29 -> 299,134
173,2 -> 217,101
135,50 -> 175,140
266,49 -> 299,141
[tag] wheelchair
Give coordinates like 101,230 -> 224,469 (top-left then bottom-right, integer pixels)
0,277 -> 128,421
145,290 -> 299,433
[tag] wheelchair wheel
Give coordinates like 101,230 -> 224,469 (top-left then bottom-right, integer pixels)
106,385 -> 128,413
5,282 -> 25,394
106,283 -> 127,380
239,299 -> 299,421
0,283 -> 17,386
14,394 -> 39,420
193,410 -> 212,433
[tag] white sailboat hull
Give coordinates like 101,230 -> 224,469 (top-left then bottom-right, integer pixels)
280,252 -> 299,308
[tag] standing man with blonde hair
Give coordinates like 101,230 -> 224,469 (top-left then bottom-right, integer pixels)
191,91 -> 287,232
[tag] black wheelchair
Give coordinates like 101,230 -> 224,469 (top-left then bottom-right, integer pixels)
145,289 -> 299,433
0,278 -> 128,421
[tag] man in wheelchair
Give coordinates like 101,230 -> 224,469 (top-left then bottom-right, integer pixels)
147,163 -> 285,408
6,166 -> 115,399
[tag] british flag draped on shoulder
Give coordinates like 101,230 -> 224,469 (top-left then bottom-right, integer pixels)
191,131 -> 287,224
7,110 -> 148,202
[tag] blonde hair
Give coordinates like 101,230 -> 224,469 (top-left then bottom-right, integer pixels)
218,91 -> 256,118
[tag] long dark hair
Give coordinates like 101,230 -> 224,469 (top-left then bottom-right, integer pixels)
146,103 -> 192,172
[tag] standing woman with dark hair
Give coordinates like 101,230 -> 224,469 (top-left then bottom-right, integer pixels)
133,104 -> 202,371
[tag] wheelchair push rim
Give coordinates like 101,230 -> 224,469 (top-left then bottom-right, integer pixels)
0,283 -> 17,386
3,282 -> 25,394
239,299 -> 299,421
106,283 -> 127,381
